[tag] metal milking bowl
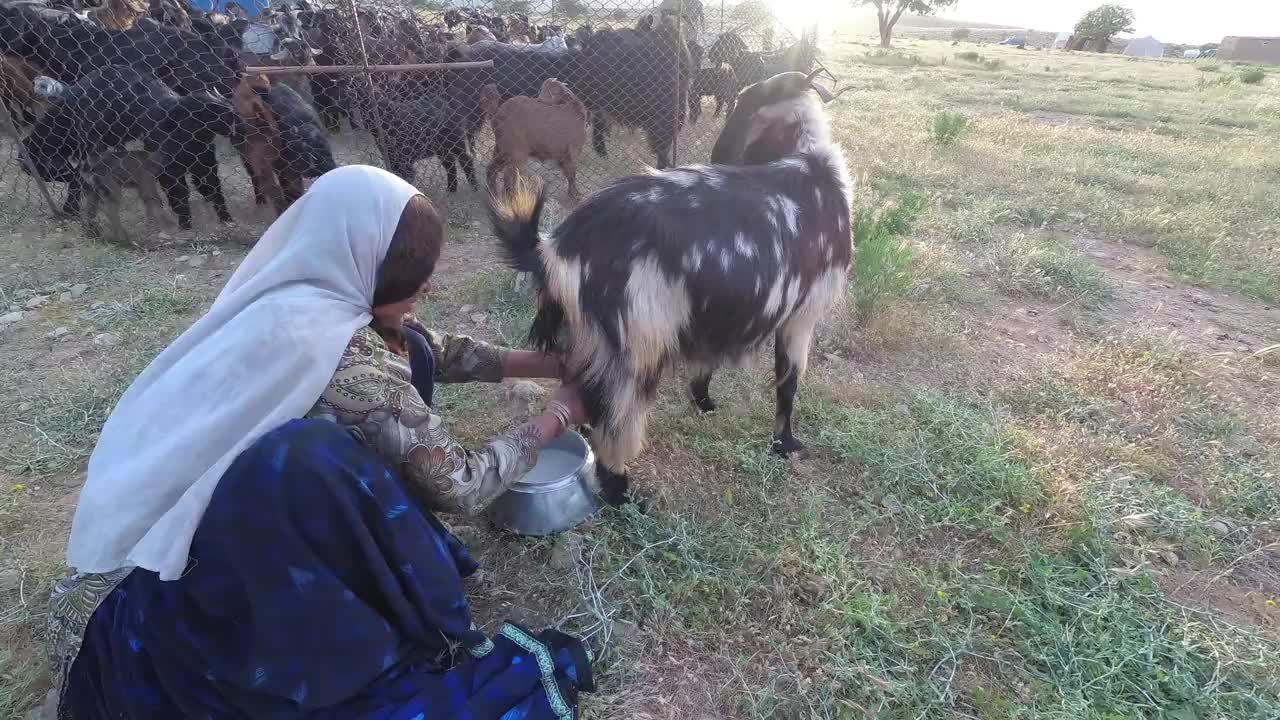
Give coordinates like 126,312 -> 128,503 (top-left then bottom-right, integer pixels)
484,430 -> 598,536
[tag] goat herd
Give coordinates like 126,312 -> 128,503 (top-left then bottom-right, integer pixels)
2,0 -> 851,506
0,0 -> 822,244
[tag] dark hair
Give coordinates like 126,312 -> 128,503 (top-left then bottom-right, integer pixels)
373,194 -> 444,307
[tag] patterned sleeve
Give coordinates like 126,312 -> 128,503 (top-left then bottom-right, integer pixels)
308,327 -> 539,516
408,320 -> 508,384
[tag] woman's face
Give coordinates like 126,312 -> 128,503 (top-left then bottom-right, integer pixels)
372,278 -> 431,326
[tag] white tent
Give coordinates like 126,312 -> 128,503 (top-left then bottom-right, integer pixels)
1183,49 -> 1202,59
1123,36 -> 1165,58
1053,32 -> 1071,49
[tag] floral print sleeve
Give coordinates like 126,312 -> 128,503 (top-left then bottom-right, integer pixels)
413,322 -> 508,384
307,327 -> 538,515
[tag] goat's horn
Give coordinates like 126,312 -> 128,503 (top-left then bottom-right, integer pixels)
805,67 -> 823,84
812,82 -> 853,104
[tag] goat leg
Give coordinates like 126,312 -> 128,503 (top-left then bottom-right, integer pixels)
441,153 -> 459,193
159,166 -> 194,230
770,338 -> 805,458
103,191 -> 128,246
80,186 -> 101,239
591,112 -> 609,157
689,372 -> 717,414
62,175 -> 83,216
192,147 -> 233,224
559,158 -> 578,203
596,463 -> 640,510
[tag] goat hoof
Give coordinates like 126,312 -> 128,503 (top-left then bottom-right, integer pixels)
692,396 -> 718,414
771,435 -> 806,459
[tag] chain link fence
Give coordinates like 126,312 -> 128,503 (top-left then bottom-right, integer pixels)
0,0 -> 826,244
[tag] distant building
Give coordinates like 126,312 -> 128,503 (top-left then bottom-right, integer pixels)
1219,36 -> 1280,65
1123,36 -> 1165,58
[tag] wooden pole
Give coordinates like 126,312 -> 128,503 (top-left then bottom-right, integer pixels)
243,60 -> 495,76
0,103 -> 65,220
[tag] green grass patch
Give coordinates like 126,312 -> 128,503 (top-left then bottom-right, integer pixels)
851,191 -> 925,325
804,391 -> 1044,532
993,233 -> 1111,304
1239,68 -> 1266,85
928,111 -> 970,145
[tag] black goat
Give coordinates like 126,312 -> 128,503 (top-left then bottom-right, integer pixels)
0,2 -> 241,96
370,85 -> 477,193
689,64 -> 737,123
576,21 -> 690,169
22,65 -> 240,229
488,71 -> 852,506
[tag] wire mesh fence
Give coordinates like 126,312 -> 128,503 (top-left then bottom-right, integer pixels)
0,0 -> 827,245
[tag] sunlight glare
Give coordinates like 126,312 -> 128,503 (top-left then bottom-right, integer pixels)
764,0 -> 848,32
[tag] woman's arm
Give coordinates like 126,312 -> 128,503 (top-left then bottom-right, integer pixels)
310,328 -> 574,515
405,317 -> 562,382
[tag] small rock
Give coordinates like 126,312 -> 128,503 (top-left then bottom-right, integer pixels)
470,312 -> 487,323
93,332 -> 121,347
211,249 -> 222,256
59,292 -> 72,302
188,255 -> 208,268
70,283 -> 88,297
25,295 -> 49,309
1207,519 -> 1236,538
18,402 -> 31,412
90,302 -> 105,310
895,402 -> 911,416
1189,294 -> 1214,307
47,326 -> 70,339
175,254 -> 190,262
1026,309 -> 1039,317
0,310 -> 23,324
460,304 -> 475,314
1160,550 -> 1180,567
823,352 -> 841,363
881,494 -> 903,514
506,381 -> 546,423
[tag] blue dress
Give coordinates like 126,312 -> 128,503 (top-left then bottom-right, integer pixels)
60,332 -> 592,719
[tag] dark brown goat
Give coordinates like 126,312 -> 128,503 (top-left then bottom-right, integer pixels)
79,148 -> 167,245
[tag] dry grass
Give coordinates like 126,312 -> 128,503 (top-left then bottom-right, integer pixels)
0,31 -> 1278,720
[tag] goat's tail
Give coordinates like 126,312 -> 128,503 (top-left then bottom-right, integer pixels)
487,176 -> 564,355
486,174 -> 548,280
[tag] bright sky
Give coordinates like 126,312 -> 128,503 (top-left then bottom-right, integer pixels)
767,1 -> 1280,46
934,0 -> 1280,45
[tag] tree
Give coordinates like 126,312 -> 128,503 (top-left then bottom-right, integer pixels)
557,0 -> 587,19
950,27 -> 970,42
494,0 -> 531,14
1073,4 -> 1135,52
852,0 -> 960,49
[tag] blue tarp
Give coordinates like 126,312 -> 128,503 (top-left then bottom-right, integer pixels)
186,0 -> 274,17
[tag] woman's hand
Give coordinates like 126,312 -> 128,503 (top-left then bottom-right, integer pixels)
548,383 -> 588,427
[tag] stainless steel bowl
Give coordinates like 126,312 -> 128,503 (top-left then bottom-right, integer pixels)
485,430 -> 599,536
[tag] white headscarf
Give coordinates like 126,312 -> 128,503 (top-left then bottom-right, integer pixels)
67,165 -> 423,581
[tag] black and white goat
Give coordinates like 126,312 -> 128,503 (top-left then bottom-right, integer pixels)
489,71 -> 852,506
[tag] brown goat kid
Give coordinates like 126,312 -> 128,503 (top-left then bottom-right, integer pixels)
232,74 -> 298,217
481,78 -> 588,201
88,0 -> 149,31
80,148 -> 167,245
0,53 -> 38,127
